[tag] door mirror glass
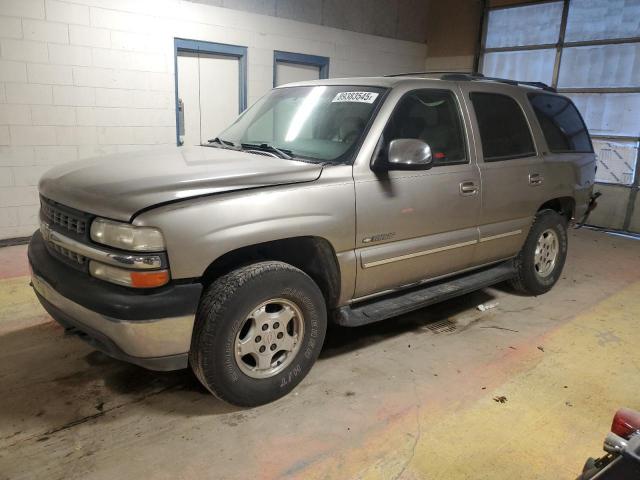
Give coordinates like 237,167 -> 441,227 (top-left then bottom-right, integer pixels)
387,138 -> 433,170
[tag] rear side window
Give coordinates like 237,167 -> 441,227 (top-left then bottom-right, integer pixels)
383,89 -> 467,165
528,93 -> 593,153
470,92 -> 536,161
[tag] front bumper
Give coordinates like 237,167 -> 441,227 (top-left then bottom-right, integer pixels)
28,231 -> 202,371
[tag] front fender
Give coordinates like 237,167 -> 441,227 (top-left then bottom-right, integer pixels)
133,166 -> 356,280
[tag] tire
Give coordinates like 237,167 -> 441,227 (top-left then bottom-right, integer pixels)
575,458 -> 601,480
189,261 -> 327,407
510,209 -> 568,296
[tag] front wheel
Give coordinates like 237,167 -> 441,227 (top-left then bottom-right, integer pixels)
189,261 -> 327,407
511,209 -> 568,295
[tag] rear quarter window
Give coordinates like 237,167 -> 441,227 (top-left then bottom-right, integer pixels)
470,92 -> 536,161
528,93 -> 593,153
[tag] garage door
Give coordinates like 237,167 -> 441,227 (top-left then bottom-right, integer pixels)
480,0 -> 640,232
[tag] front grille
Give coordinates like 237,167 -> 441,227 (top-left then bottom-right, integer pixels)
41,198 -> 88,235
40,196 -> 93,270
47,241 -> 88,266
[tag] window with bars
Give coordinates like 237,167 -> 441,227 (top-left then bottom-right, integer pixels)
480,0 -> 640,188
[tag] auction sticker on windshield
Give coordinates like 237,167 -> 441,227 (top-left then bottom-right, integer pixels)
332,91 -> 379,103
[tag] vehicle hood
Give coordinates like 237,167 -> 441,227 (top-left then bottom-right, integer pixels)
39,146 -> 323,221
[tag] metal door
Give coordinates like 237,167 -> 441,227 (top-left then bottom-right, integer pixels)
177,52 -> 240,146
275,62 -> 321,87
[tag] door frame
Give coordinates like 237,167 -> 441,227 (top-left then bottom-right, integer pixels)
272,50 -> 329,87
174,38 -> 248,146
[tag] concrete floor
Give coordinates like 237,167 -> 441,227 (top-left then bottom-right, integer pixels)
1,228 -> 639,480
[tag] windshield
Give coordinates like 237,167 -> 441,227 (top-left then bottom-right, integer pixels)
217,85 -> 386,163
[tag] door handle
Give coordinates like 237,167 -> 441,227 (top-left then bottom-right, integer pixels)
177,98 -> 185,146
529,173 -> 544,186
459,181 -> 479,196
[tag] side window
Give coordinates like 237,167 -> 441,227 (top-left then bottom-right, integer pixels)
528,93 -> 593,153
470,92 -> 536,161
383,89 -> 467,165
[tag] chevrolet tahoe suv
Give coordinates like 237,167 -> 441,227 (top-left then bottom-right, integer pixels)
29,73 -> 597,406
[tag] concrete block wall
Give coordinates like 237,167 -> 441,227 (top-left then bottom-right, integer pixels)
0,0 -> 427,240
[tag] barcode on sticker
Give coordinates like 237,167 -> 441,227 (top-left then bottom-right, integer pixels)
332,91 -> 379,103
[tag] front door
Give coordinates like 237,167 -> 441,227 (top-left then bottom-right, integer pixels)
353,87 -> 482,299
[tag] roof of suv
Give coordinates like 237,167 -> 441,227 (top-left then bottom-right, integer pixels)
278,72 -> 557,94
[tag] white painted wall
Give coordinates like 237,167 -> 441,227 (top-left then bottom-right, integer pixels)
0,0 -> 427,240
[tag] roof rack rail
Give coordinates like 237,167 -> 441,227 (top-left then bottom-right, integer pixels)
441,73 -> 556,92
385,71 -> 556,92
384,70 -> 477,78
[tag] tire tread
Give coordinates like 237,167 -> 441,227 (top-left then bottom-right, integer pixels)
190,261 -> 319,405
510,209 -> 567,295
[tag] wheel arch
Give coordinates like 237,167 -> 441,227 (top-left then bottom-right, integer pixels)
537,196 -> 575,221
200,236 -> 342,308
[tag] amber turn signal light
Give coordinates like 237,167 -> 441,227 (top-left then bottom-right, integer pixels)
89,261 -> 170,289
130,270 -> 170,288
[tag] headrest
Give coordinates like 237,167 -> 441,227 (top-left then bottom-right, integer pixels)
406,102 -> 439,127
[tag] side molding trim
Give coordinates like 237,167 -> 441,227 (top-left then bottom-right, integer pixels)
479,230 -> 522,243
363,239 -> 477,268
362,229 -> 523,269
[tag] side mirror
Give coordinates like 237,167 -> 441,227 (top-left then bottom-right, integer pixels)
386,139 -> 433,170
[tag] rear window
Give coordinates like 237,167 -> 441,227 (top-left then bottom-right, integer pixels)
470,92 -> 536,161
528,93 -> 593,153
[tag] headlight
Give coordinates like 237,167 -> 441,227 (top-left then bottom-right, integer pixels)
90,218 -> 165,252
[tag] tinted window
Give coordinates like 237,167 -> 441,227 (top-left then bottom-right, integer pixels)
383,89 -> 466,165
528,93 -> 593,153
470,92 -> 536,161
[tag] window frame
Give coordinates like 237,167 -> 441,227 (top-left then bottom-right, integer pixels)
469,91 -> 538,162
527,92 -> 594,154
378,88 -> 470,168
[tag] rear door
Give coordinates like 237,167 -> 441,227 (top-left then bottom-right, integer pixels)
461,84 -> 548,265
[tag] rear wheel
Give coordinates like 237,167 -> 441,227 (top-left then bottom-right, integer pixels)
190,261 -> 327,407
511,209 -> 568,295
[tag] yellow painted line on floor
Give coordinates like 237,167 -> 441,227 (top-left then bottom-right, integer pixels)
292,281 -> 640,480
0,276 -> 50,334
0,276 -> 34,306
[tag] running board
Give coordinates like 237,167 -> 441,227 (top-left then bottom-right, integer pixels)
334,261 -> 516,327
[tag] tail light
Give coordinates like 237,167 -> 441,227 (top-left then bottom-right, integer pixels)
611,408 -> 640,439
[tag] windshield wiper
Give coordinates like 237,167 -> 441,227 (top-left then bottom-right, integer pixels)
205,137 -> 240,150
241,143 -> 292,160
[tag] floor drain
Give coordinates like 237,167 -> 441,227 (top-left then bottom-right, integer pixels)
426,319 -> 457,334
